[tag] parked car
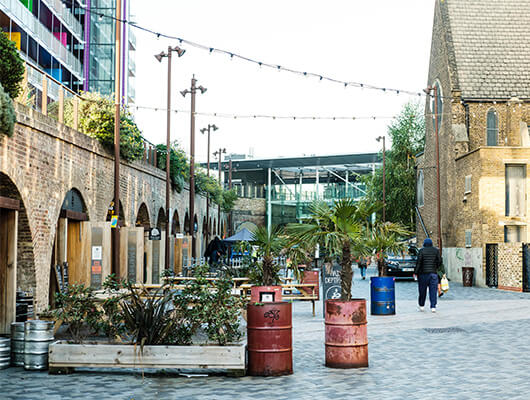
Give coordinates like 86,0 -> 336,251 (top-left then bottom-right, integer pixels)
385,245 -> 418,278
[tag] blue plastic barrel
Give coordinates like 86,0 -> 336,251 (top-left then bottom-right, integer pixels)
370,277 -> 396,315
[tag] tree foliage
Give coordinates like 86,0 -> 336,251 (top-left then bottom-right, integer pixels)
49,92 -> 144,161
156,142 -> 189,192
250,225 -> 285,286
363,102 -> 425,230
0,82 -> 15,137
0,33 -> 24,99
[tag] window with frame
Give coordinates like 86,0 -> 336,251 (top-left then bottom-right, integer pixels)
504,225 -> 526,243
430,81 -> 443,128
486,109 -> 498,146
464,175 -> 472,194
465,230 -> 472,247
417,169 -> 424,207
505,165 -> 526,217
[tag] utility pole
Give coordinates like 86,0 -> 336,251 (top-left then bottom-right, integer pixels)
424,85 -> 442,251
213,148 -> 226,236
181,77 -> 207,257
200,124 -> 219,242
376,135 -> 386,222
154,46 -> 186,272
228,159 -> 233,236
112,0 -> 122,277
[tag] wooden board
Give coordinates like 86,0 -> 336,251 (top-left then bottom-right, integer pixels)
66,221 -> 91,286
0,209 -> 17,334
49,341 -> 246,370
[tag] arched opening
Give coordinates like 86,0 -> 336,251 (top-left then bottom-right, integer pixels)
213,218 -> 217,236
156,207 -> 166,229
135,203 -> 150,230
487,108 -> 498,146
172,210 -> 180,235
184,212 -> 190,235
51,189 -> 90,305
202,216 -> 208,256
0,173 -> 34,333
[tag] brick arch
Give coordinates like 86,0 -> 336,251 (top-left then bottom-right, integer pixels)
171,210 -> 180,235
0,172 -> 36,295
59,187 -> 90,220
135,202 -> 150,229
156,207 -> 166,229
184,212 -> 190,234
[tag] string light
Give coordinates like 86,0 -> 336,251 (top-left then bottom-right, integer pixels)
81,6 -> 429,98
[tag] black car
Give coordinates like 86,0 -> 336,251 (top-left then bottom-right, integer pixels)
385,245 -> 418,278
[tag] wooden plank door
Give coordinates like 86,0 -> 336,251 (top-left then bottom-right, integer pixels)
0,209 -> 17,334
67,221 -> 91,286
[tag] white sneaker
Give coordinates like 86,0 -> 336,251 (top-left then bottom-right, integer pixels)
431,308 -> 436,313
418,306 -> 425,312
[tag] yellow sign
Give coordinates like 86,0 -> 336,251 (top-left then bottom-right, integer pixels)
110,215 -> 118,228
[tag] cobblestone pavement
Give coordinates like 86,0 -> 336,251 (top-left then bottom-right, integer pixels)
3,267 -> 530,400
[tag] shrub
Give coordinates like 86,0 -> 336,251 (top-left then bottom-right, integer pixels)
0,33 -> 24,99
221,189 -> 238,212
156,142 -> 189,192
0,82 -> 15,137
49,92 -> 144,161
53,284 -> 102,344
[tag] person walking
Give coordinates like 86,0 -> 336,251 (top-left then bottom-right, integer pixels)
414,238 -> 442,313
358,256 -> 368,280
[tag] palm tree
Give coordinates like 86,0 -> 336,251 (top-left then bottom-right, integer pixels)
367,222 -> 411,276
251,225 -> 285,286
287,199 -> 363,301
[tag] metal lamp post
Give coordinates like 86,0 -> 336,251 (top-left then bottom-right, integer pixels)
181,77 -> 207,257
154,45 -> 186,272
200,124 -> 219,243
376,135 -> 386,222
213,148 -> 226,236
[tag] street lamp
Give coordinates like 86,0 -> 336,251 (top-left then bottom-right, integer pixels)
154,45 -> 186,272
424,85 -> 442,251
213,148 -> 226,236
376,135 -> 386,222
181,77 -> 207,257
200,124 -> 219,242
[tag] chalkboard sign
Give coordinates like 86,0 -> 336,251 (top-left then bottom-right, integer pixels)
149,227 -> 161,241
322,262 -> 342,316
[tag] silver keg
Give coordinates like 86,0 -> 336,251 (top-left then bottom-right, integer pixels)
24,320 -> 54,371
10,322 -> 24,366
0,337 -> 10,369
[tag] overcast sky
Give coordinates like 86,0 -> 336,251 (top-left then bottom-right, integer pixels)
132,0 -> 435,162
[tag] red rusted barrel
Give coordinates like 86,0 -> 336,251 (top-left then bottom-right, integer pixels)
301,270 -> 319,300
250,285 -> 282,303
247,302 -> 292,376
325,299 -> 368,368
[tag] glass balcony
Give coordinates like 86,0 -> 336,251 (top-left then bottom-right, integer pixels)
41,0 -> 83,40
0,0 -> 83,77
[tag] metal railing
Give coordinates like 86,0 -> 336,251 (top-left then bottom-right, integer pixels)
41,0 -> 84,39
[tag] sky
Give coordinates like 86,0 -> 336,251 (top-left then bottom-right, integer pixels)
132,0 -> 436,163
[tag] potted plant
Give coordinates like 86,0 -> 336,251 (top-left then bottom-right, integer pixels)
48,269 -> 247,375
248,225 -> 285,303
246,225 -> 292,376
287,199 -> 370,368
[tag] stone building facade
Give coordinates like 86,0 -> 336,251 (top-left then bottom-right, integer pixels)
417,0 -> 530,291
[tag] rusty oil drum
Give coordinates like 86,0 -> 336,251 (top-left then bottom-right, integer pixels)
301,270 -> 320,300
325,299 -> 368,368
247,302 -> 292,376
250,285 -> 282,303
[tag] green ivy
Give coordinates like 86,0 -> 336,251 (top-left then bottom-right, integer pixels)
156,142 -> 189,192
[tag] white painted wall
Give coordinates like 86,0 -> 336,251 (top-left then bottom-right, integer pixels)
442,247 -> 485,287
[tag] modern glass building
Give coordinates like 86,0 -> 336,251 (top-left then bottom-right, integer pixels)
0,0 -> 135,103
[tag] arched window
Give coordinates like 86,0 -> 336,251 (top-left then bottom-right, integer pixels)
486,109 -> 498,146
430,81 -> 443,128
417,170 -> 424,207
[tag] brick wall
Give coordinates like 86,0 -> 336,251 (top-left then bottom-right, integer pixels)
232,197 -> 266,231
0,104 -> 222,310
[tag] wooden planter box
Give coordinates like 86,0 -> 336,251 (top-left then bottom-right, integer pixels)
48,341 -> 246,376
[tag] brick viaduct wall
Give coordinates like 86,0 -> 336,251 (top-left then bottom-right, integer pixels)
0,103 -> 224,310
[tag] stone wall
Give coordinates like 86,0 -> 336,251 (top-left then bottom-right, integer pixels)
0,104 -> 223,310
232,197 -> 266,231
442,247 -> 485,287
497,243 -> 523,291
